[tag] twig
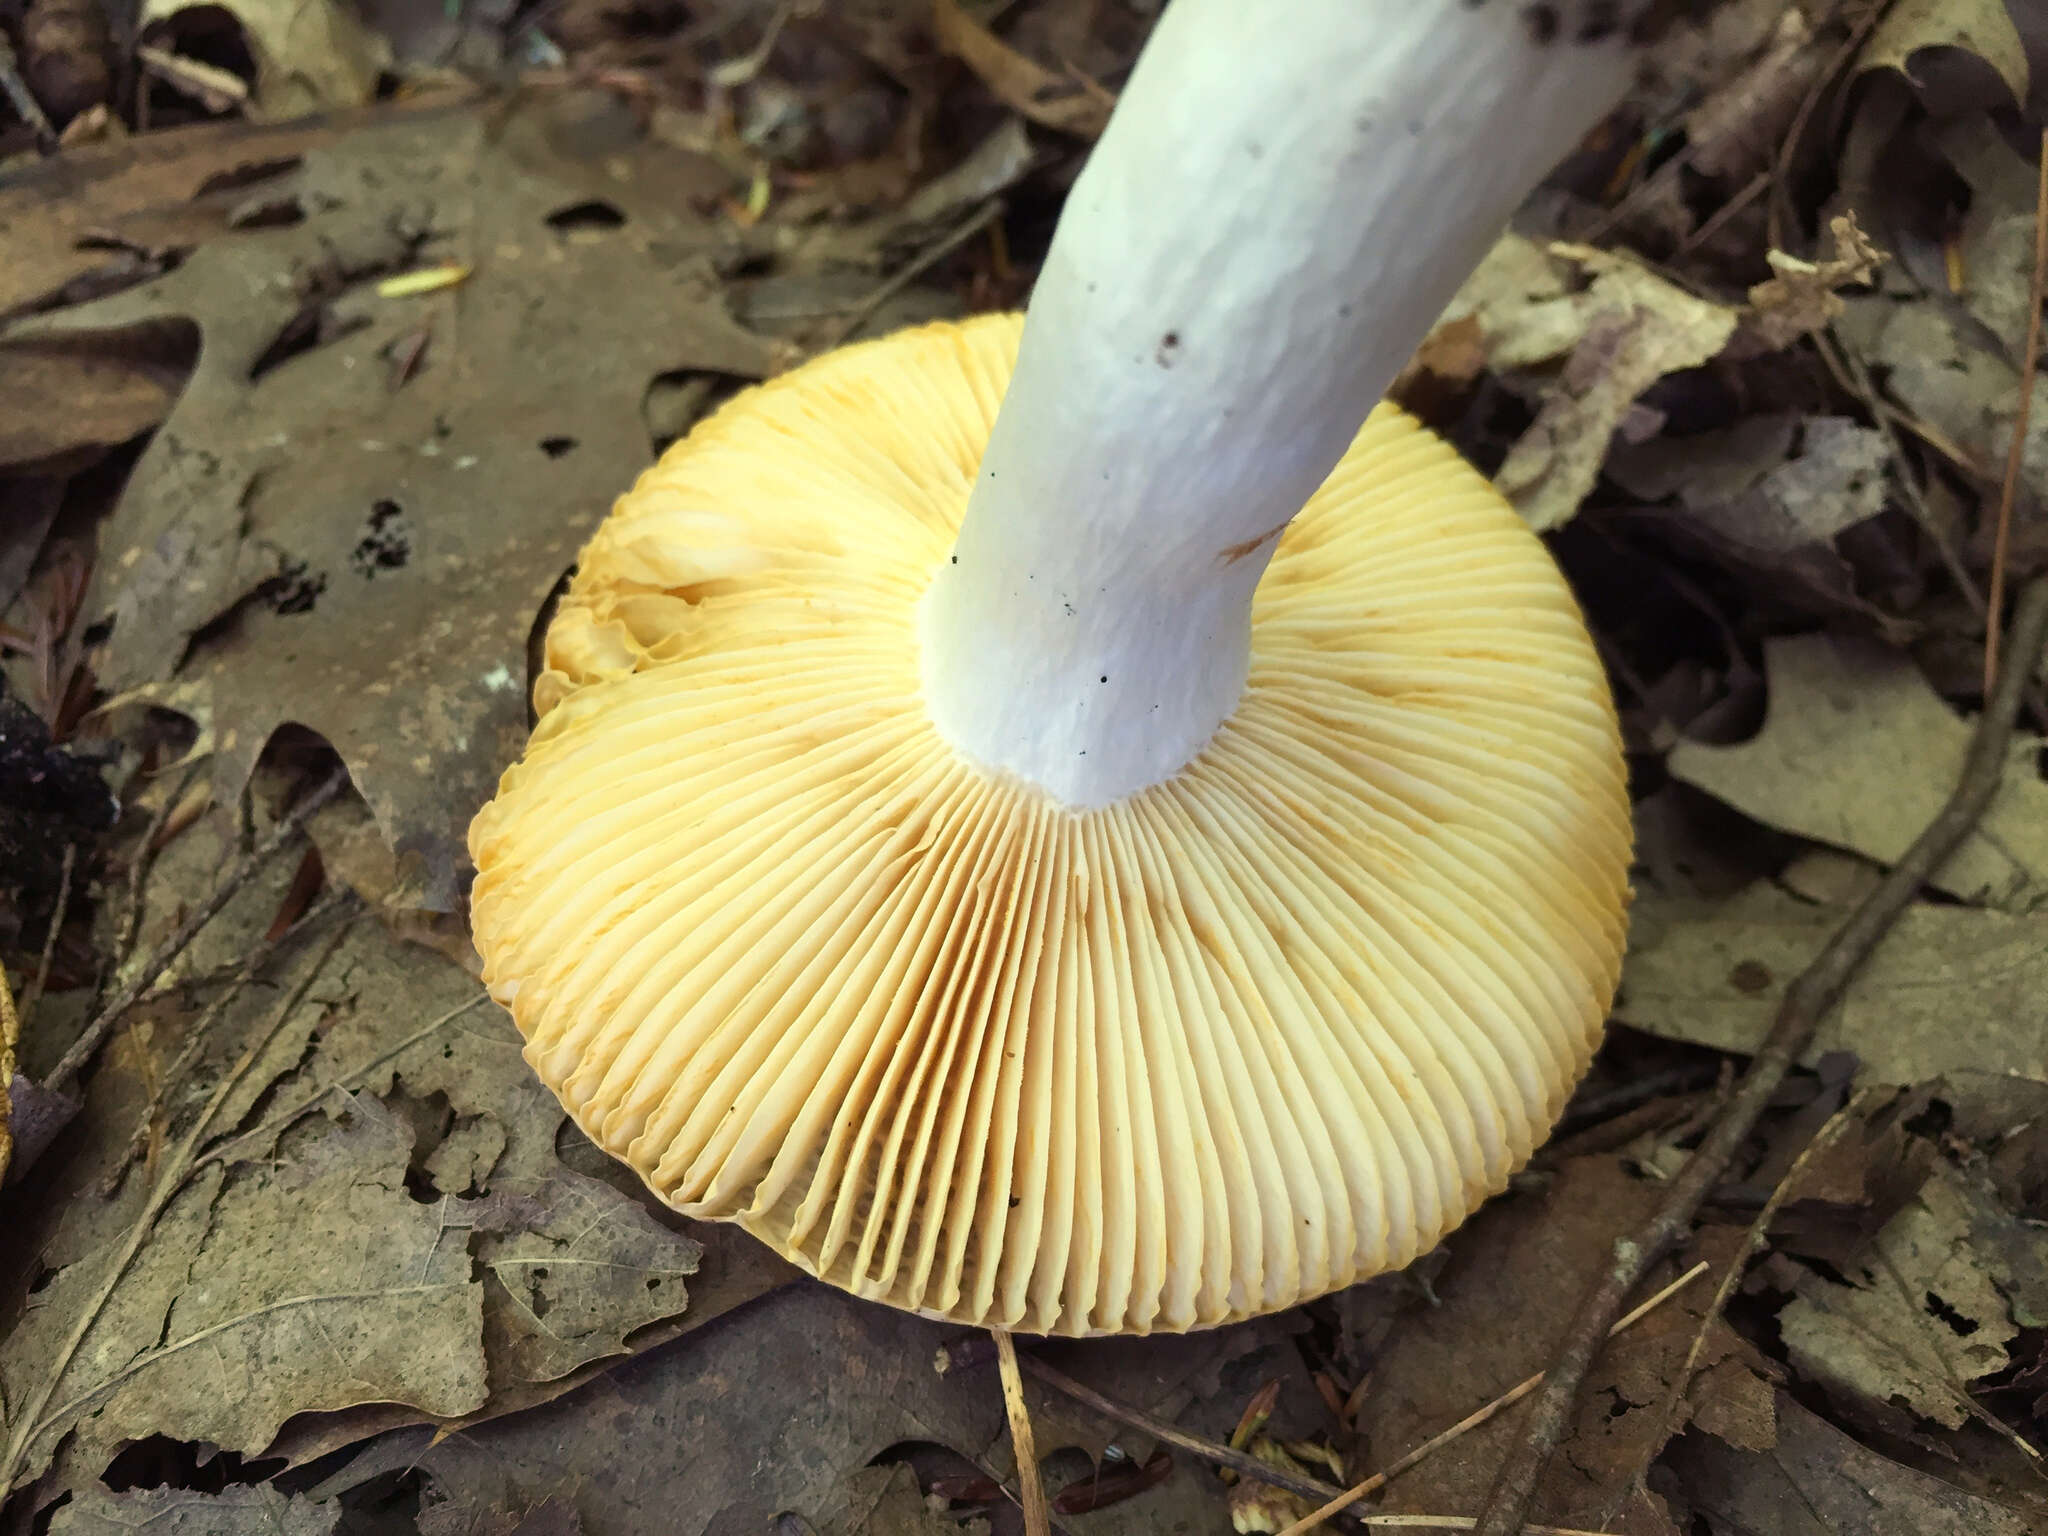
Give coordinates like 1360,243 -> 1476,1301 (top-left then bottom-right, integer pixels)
994,1330 -> 1052,1536
1472,574 -> 2048,1536
1272,1263 -> 1708,1536
1602,1090 -> 1874,1529
1764,4 -> 1883,255
1986,128 -> 2048,695
819,199 -> 1004,350
1673,169 -> 1769,261
115,762 -> 206,969
1821,332 -> 1987,618
0,31 -> 54,145
0,920 -> 351,1491
1019,1355 -> 1350,1508
20,843 -> 77,1032
43,770 -> 348,1097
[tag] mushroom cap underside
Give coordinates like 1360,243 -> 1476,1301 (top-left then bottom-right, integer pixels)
467,312 -> 1632,1337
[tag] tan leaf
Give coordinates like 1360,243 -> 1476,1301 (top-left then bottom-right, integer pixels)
1668,633 -> 2048,908
28,99 -> 777,907
1859,0 -> 2029,107
1779,1166 -> 2022,1429
138,0 -> 389,122
1616,883 -> 2048,1084
1493,247 -> 1737,532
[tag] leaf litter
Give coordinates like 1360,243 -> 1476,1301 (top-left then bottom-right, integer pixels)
16,92 -> 778,908
7,2 -> 2048,1535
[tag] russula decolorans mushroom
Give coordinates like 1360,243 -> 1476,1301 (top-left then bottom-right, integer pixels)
470,0 -> 1641,1336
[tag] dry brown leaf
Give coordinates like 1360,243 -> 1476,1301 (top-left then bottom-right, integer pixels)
1779,1164 -> 2025,1430
28,98 -> 776,907
932,0 -> 1113,138
138,0 -> 390,122
49,1483 -> 342,1535
1859,0 -> 2029,107
0,104 -> 445,319
0,916 -> 710,1501
1740,212 -> 1886,352
1493,247 -> 1737,533
1683,7 -> 1823,181
316,1276 -> 1301,1535
1668,633 -> 2048,908
1419,218 -> 1884,531
1616,882 -> 2048,1083
0,331 -> 188,472
1359,1158 -> 1749,1536
1666,1390 -> 2038,1534
1434,233 -> 1588,370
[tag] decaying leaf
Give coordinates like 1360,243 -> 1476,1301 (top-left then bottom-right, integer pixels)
1683,8 -> 1824,181
1668,633 -> 2048,908
0,915 -> 707,1499
318,1275 -> 1308,1535
0,330 -> 188,472
26,97 -> 776,907
49,1482 -> 342,1535
1360,1159 -> 1757,1536
1858,0 -> 2029,107
1617,882 -> 2048,1083
1425,217 -> 1885,532
1738,213 -> 1886,353
1936,115 -> 2041,359
1491,246 -> 1737,533
1607,412 -> 1895,624
137,0 -> 390,122
1779,1163 -> 2031,1430
1667,1391 -> 2036,1534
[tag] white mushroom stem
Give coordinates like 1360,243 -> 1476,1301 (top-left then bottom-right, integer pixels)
921,0 -> 1636,807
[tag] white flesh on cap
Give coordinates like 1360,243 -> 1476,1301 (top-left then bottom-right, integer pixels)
922,0 -> 1634,806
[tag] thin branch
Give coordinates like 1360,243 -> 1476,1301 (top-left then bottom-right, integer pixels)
115,760 -> 207,970
43,770 -> 348,1097
820,199 -> 1003,349
0,32 -> 54,146
994,1330 -> 1052,1536
0,920 -> 351,1490
19,843 -> 76,1032
1472,574 -> 2048,1536
1986,128 -> 2048,694
1018,1355 -> 1349,1508
1603,1089 -> 1875,1529
1273,1264 -> 1707,1536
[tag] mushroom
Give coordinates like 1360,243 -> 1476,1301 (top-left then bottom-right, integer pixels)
470,0 -> 1639,1336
